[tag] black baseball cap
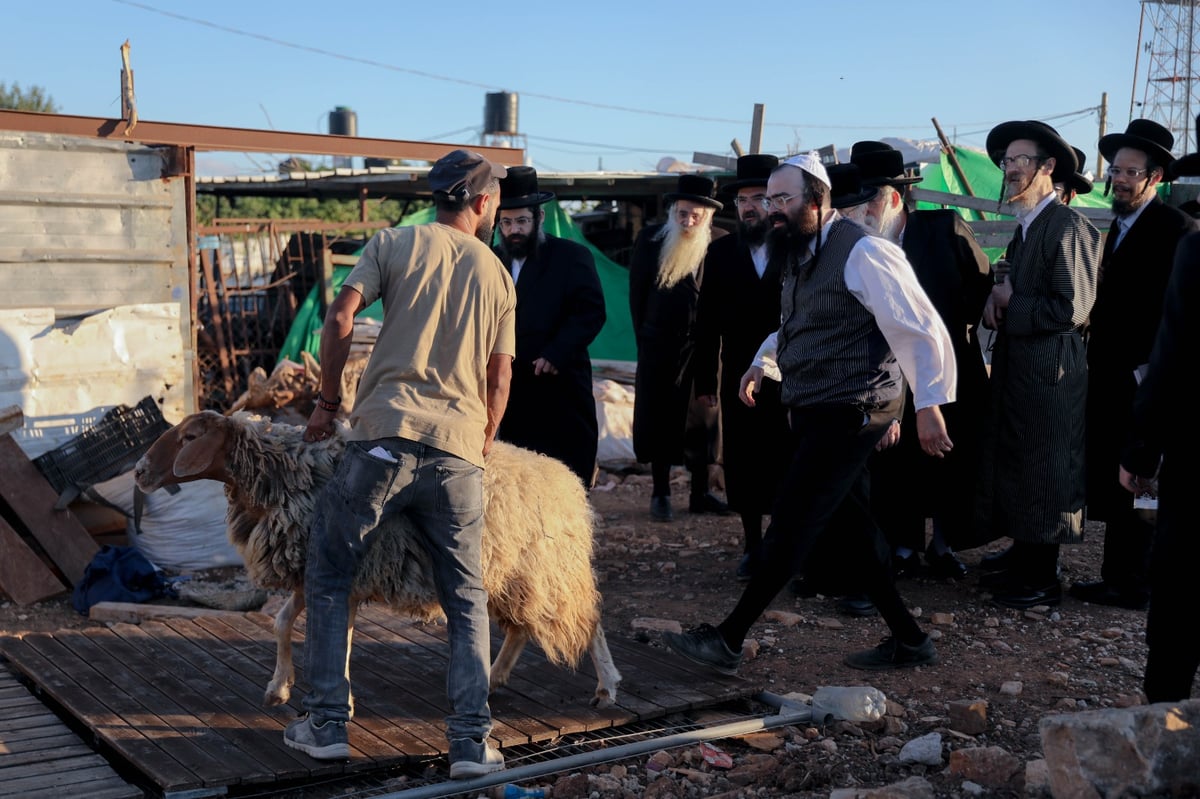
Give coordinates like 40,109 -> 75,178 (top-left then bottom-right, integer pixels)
428,149 -> 507,200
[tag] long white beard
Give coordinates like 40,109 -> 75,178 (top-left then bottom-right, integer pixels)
876,199 -> 905,242
654,218 -> 712,289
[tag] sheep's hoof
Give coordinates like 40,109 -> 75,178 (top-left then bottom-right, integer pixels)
591,691 -> 616,709
263,683 -> 291,707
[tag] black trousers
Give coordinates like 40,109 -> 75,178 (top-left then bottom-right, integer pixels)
718,399 -> 924,648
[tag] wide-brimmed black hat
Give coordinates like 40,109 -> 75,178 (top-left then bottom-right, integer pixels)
721,153 -> 779,193
828,163 -> 879,209
986,120 -> 1077,174
849,141 -> 923,187
498,165 -> 556,209
664,174 -> 723,210
1098,118 -> 1176,171
1053,146 -> 1093,195
1170,114 -> 1200,179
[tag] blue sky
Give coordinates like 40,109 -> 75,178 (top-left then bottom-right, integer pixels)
5,0 -> 1148,176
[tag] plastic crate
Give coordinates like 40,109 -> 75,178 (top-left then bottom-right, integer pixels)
33,396 -> 171,497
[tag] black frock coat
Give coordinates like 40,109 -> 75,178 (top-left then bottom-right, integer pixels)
1085,198 -> 1197,520
629,224 -> 703,464
496,234 -> 606,486
693,233 -> 791,513
869,210 -> 994,549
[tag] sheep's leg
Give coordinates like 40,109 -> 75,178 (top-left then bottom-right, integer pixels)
587,625 -> 622,709
265,590 -> 304,707
489,627 -> 530,693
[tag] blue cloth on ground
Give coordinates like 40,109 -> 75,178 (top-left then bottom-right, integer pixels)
71,545 -> 173,615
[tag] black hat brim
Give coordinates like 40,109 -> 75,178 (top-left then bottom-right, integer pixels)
1065,174 -> 1093,195
720,177 -> 770,194
986,121 -> 1076,173
499,190 -> 556,210
664,192 -> 724,210
861,174 -> 923,188
1098,133 -> 1176,171
832,185 -> 880,209
1170,152 -> 1200,180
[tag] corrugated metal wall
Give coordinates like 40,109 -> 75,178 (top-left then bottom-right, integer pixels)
0,131 -> 193,455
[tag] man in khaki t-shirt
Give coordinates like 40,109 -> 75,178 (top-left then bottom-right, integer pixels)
285,150 -> 516,782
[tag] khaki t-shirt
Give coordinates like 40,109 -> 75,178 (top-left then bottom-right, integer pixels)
342,223 -> 516,467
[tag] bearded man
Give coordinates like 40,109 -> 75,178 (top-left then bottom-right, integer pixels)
493,166 -> 606,488
629,174 -> 724,522
975,121 -> 1101,610
693,155 -> 791,577
665,153 -> 956,673
849,142 -> 993,583
1069,120 -> 1197,610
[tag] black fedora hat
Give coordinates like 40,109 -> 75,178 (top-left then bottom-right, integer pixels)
986,120 -> 1076,174
1053,146 -> 1094,195
665,174 -> 723,210
1098,118 -> 1176,170
828,163 -> 879,209
498,165 -> 556,209
1168,114 -> 1200,179
721,153 -> 779,193
849,141 -> 923,187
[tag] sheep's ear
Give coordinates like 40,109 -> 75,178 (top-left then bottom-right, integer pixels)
173,429 -> 223,478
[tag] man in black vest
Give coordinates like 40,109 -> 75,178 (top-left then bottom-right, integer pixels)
1070,120 -> 1198,610
664,153 -> 956,672
694,154 -> 789,579
494,166 -> 606,488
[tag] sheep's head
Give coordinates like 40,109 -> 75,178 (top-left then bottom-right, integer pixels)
135,410 -> 235,492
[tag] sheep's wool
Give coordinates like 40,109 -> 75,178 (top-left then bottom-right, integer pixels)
224,412 -> 602,667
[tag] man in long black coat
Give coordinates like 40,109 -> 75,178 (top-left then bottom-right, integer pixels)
694,154 -> 791,578
849,142 -> 993,580
629,174 -> 724,521
494,166 -> 606,487
1072,120 -> 1198,610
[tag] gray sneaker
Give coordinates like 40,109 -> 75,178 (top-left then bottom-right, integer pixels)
283,715 -> 350,760
663,623 -> 743,676
448,737 -> 505,780
843,635 -> 938,671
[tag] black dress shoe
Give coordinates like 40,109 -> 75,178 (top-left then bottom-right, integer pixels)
836,593 -> 879,617
689,492 -> 731,515
1068,580 -> 1149,611
991,580 -> 1062,610
925,549 -> 968,580
649,495 -> 673,522
978,544 -> 1016,573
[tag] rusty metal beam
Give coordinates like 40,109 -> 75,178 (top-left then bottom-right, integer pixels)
0,110 -> 523,164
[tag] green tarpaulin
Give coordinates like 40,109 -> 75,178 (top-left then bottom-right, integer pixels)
277,203 -> 636,365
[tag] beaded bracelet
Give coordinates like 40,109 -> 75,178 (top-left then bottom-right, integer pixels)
316,394 -> 341,412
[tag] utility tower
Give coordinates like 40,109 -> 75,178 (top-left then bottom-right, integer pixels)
1132,0 -> 1200,156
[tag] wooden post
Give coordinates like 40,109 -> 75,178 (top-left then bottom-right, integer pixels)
1097,92 -> 1109,177
932,117 -> 976,198
750,104 -> 765,155
200,248 -> 236,401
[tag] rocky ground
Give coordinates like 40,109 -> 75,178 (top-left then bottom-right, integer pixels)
0,466 -> 1183,798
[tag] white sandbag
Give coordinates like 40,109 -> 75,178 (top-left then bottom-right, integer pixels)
87,470 -> 241,572
594,378 -> 636,470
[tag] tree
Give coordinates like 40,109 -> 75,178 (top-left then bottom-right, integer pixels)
0,82 -> 58,113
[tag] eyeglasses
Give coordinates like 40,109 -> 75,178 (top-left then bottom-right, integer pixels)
1106,166 -> 1151,179
733,194 -> 766,208
997,154 -> 1046,170
760,193 -> 801,210
498,216 -> 533,229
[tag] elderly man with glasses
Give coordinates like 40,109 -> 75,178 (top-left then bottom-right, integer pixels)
664,152 -> 956,672
1066,120 -> 1199,611
974,121 -> 1102,610
493,166 -> 606,489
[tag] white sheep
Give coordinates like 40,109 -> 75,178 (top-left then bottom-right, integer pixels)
133,410 -> 621,710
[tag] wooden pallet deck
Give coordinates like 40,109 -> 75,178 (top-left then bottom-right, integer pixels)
0,661 -> 143,799
0,606 -> 759,798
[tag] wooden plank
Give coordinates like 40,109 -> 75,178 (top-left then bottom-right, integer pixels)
89,601 -> 250,624
0,516 -> 66,605
0,405 -> 21,436
2,633 -> 207,793
1,763 -> 141,798
0,435 -> 98,585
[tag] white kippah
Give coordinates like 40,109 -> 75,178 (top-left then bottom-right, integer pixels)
781,151 -> 831,190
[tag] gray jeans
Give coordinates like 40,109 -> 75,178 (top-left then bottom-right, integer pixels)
302,437 -> 492,744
